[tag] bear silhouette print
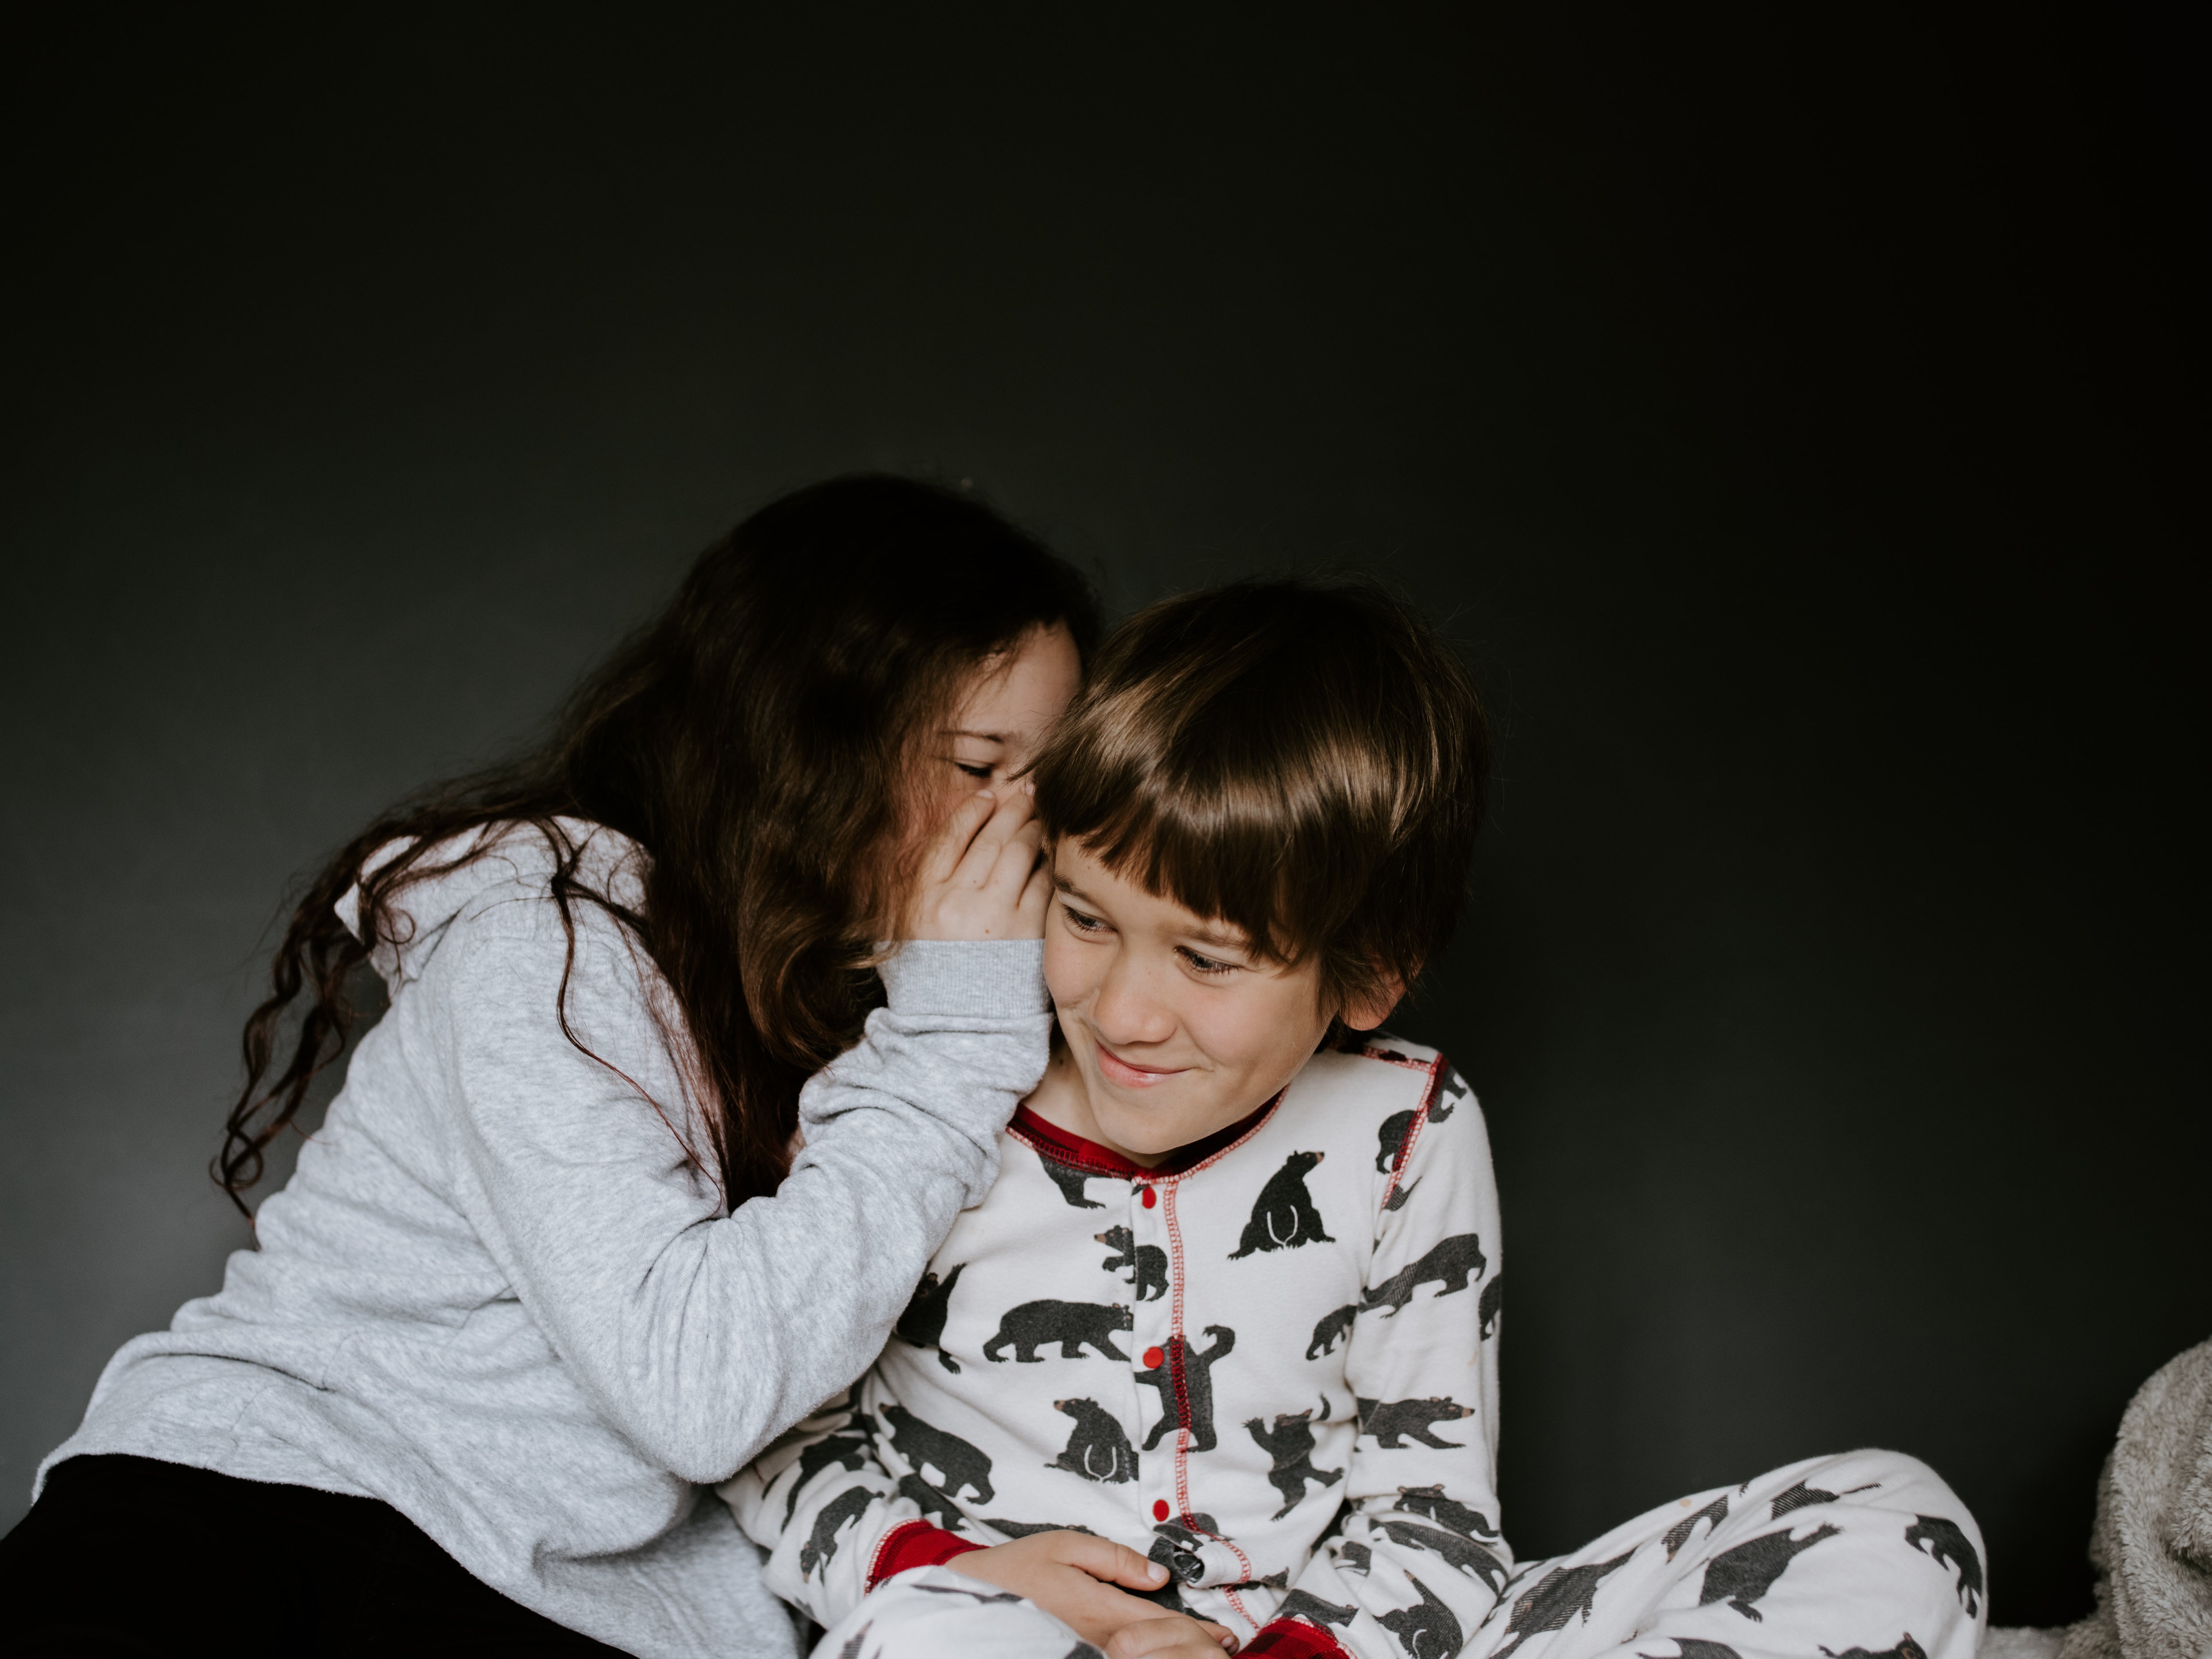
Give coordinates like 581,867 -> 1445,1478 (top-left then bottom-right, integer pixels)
1663,1494 -> 1728,1559
883,1403 -> 995,1504
1698,1523 -> 1841,1620
1147,1514 -> 1218,1585
1489,1551 -> 1636,1659
1383,1178 -> 1422,1213
1340,1540 -> 1373,1575
1307,1304 -> 1358,1359
1048,1398 -> 1137,1484
1478,1274 -> 1504,1340
1376,1519 -> 1508,1593
983,1300 -> 1133,1363
977,1517 -> 1099,1539
1770,1477 -> 1877,1518
1039,1157 -> 1107,1210
1363,1233 -> 1487,1316
1397,1484 -> 1498,1539
1820,1640 -> 1928,1659
1377,1109 -> 1418,1173
1378,1571 -> 1462,1659
1137,1327 -> 1237,1452
1358,1395 -> 1475,1449
1244,1402 -> 1344,1518
1903,1515 -> 1983,1617
895,1472 -> 968,1531
800,1485 -> 874,1579
783,1416 -> 876,1523
1279,1590 -> 1357,1629
1095,1226 -> 1168,1302
895,1263 -> 965,1373
1229,1152 -> 1334,1258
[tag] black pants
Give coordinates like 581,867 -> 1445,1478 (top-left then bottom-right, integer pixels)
0,1455 -> 628,1655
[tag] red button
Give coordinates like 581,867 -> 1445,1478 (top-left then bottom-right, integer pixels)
1153,1499 -> 1170,1522
1143,1346 -> 1165,1369
1140,1187 -> 1157,1208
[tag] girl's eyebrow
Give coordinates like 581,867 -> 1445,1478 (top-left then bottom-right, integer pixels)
943,728 -> 1007,744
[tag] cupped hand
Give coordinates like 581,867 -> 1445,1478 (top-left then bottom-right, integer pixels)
901,784 -> 1050,942
948,1531 -> 1237,1652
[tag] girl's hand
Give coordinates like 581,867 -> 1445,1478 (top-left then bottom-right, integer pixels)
901,785 -> 1050,942
948,1532 -> 1237,1652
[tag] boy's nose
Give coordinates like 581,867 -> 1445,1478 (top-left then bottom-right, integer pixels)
1091,956 -> 1177,1048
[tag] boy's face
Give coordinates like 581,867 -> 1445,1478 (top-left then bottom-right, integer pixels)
1035,839 -> 1399,1164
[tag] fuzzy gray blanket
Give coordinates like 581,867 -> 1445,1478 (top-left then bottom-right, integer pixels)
2055,1336 -> 2212,1659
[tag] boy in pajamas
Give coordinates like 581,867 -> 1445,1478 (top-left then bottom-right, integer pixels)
723,580 -> 1986,1659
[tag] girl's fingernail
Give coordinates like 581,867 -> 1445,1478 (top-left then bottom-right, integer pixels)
1148,1562 -> 1167,1581
976,788 -> 995,799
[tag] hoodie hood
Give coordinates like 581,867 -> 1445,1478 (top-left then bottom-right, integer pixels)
335,817 -> 646,990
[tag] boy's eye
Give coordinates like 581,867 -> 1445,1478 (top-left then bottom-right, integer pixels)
1178,947 -> 1239,976
1060,903 -> 1109,934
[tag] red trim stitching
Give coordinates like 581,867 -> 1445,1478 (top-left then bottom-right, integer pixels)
1008,1093 -> 1282,1181
1378,1053 -> 1448,1214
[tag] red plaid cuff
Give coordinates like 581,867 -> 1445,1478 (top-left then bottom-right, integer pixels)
866,1520 -> 987,1592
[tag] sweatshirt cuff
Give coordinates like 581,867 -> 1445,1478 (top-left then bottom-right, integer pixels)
1245,1619 -> 1355,1659
867,1521 -> 986,1591
877,940 -> 1048,1018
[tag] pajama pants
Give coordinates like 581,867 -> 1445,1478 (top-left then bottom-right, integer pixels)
808,1449 -> 1985,1659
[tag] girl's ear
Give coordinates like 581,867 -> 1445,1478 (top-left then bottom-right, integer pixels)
1338,972 -> 1407,1034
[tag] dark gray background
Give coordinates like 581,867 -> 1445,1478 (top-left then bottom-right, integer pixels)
4,7 -> 2204,1628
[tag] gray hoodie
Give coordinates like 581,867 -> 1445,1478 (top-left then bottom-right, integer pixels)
37,820 -> 1051,1658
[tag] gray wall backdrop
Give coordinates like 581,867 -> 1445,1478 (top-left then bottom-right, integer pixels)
4,8 -> 2204,1628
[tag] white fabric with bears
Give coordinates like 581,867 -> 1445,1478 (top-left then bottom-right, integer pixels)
722,1036 -> 1511,1656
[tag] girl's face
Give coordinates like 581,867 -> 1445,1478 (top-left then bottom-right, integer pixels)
890,622 -> 1081,897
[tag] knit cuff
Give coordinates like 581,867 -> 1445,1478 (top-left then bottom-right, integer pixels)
867,1521 -> 987,1591
1244,1618 -> 1355,1659
878,941 -> 1048,1018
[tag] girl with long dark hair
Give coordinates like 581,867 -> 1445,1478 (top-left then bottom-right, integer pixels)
0,476 -> 1114,1657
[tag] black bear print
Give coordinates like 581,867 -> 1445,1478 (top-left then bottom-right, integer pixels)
1148,1516 -> 1216,1585
1771,1478 -> 1876,1518
1478,1273 -> 1504,1340
1640,1643 -> 1743,1659
1041,1158 -> 1108,1210
1230,1151 -> 1335,1258
907,1579 -> 1024,1606
883,1403 -> 996,1504
1064,1647 -> 1109,1659
1280,1589 -> 1358,1629
895,1263 -> 965,1373
1697,1522 -> 1841,1621
1377,1109 -> 1418,1173
1383,1177 -> 1422,1213
1488,1551 -> 1636,1659
1903,1515 -> 1984,1617
1431,1069 -> 1467,1121
800,1485 -> 874,1579
896,1472 -> 969,1532
1363,1233 -> 1487,1316
1820,1640 -> 1929,1659
1308,1303 -> 1358,1359
1244,1403 -> 1344,1519
1398,1483 -> 1500,1539
1137,1326 -> 1237,1452
1095,1227 -> 1169,1302
1378,1571 -> 1463,1659
1339,1540 -> 1374,1575
785,1419 -> 876,1522
1048,1398 -> 1137,1484
1663,1494 -> 1728,1560
1358,1395 -> 1475,1449
1376,1519 -> 1509,1593
983,1300 -> 1133,1363
834,1623 -> 872,1659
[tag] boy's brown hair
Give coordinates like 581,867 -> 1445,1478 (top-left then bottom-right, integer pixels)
1031,577 -> 1489,1015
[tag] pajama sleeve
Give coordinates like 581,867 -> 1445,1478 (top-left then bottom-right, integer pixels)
720,1385 -> 984,1628
1250,1065 -> 1511,1659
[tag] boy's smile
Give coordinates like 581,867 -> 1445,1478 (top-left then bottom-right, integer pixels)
1025,841 -> 1400,1165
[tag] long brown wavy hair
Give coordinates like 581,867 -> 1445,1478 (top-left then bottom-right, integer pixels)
217,475 -> 1098,1218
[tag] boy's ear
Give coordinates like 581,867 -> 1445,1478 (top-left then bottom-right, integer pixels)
1338,972 -> 1407,1034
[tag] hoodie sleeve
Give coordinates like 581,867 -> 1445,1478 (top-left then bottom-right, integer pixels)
1248,1065 -> 1510,1659
411,892 -> 1051,1486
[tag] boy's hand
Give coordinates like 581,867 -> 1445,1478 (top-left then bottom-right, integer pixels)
902,785 -> 1050,942
948,1532 -> 1237,1651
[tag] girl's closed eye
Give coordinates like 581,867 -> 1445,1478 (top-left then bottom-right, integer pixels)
954,761 -> 996,780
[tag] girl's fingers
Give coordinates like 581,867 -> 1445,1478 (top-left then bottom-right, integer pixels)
1016,854 -> 1053,932
982,820 -> 1045,908
922,790 -> 999,886
949,787 -> 1036,893
1106,1616 -> 1239,1658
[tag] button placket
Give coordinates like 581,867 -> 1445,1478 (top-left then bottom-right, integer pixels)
1128,1176 -> 1177,1539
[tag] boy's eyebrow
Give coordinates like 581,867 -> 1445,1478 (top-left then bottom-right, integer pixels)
1053,876 -> 1253,952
